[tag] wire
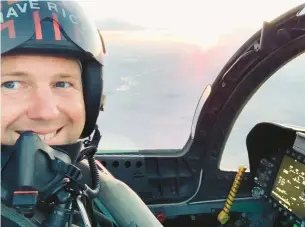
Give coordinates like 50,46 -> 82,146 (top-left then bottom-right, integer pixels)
68,203 -> 75,227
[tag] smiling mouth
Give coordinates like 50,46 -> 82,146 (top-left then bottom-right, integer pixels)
17,127 -> 63,141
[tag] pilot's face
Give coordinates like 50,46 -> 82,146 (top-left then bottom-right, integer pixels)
1,54 -> 86,145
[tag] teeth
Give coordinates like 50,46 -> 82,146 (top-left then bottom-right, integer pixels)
37,132 -> 56,141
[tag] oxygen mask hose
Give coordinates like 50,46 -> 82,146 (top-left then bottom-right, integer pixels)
76,125 -> 101,200
217,166 -> 247,225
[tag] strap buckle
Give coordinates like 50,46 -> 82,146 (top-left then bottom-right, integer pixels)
51,158 -> 82,182
12,190 -> 38,217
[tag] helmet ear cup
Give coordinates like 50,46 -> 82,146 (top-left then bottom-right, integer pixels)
80,61 -> 103,138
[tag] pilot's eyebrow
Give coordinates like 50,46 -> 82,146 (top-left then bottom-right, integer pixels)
55,73 -> 79,78
55,73 -> 82,81
2,72 -> 80,79
2,72 -> 29,77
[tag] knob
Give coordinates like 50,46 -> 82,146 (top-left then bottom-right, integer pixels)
289,216 -> 294,220
252,187 -> 265,199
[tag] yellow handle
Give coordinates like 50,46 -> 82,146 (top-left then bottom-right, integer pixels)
217,166 -> 247,224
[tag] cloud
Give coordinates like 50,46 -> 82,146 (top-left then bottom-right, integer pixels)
115,76 -> 139,92
95,18 -> 146,31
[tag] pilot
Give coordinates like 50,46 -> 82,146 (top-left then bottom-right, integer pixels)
1,1 -> 163,226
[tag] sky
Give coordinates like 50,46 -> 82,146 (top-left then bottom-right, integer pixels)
75,0 -> 305,170
79,0 -> 304,29
78,0 -> 305,49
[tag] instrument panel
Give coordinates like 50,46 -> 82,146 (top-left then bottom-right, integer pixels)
271,154 -> 305,221
252,131 -> 305,225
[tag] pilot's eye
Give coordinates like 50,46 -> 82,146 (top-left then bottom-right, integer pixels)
55,82 -> 72,88
1,81 -> 21,89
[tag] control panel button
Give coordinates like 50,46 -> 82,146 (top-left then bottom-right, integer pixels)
252,187 -> 265,199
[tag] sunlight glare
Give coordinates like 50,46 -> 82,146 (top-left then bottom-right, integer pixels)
79,0 -> 305,49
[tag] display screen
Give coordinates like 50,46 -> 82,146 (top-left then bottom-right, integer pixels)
271,155 -> 305,220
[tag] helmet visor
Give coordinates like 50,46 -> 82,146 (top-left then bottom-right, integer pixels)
1,1 -> 105,62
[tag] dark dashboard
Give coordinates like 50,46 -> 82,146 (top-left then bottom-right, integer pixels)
247,123 -> 305,227
96,122 -> 305,227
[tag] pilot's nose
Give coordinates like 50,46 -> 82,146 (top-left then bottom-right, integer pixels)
27,87 -> 60,120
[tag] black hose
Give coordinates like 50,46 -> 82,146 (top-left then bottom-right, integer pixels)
76,125 -> 101,199
89,155 -> 100,190
83,154 -> 100,199
76,145 -> 96,163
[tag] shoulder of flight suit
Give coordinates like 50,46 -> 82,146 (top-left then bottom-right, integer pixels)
76,160 -> 163,227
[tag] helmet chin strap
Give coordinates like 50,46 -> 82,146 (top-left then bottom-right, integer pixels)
77,124 -> 101,163
84,124 -> 101,147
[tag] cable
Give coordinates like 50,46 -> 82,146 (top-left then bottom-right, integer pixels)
68,204 -> 75,227
85,195 -> 97,227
